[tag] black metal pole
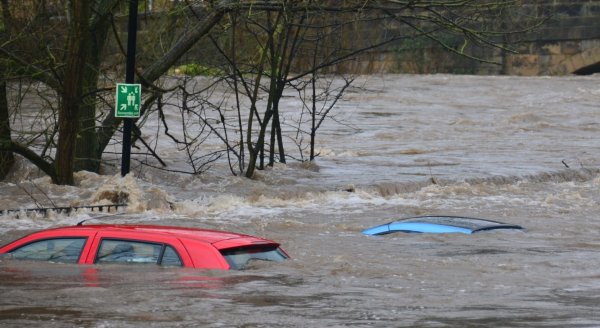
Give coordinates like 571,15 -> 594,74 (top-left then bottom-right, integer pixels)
121,0 -> 138,177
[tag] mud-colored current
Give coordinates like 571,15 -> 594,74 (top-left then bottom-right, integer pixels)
1,74 -> 600,327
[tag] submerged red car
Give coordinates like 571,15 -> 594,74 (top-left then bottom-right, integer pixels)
0,224 -> 289,270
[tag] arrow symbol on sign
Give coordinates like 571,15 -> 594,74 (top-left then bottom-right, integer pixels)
120,86 -> 127,93
120,104 -> 127,111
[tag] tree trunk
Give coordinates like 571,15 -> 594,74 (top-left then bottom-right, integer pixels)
0,80 -> 14,179
245,108 -> 273,178
0,0 -> 14,179
55,0 -> 91,185
74,78 -> 100,173
273,95 -> 286,164
74,14 -> 112,173
310,75 -> 316,160
269,95 -> 286,165
269,116 -> 275,166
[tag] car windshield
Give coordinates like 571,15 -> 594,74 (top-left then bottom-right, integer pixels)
220,245 -> 288,270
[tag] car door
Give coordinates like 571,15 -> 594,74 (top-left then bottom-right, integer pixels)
0,229 -> 98,264
85,231 -> 192,267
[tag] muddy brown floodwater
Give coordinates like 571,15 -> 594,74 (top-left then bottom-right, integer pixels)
1,74 -> 600,327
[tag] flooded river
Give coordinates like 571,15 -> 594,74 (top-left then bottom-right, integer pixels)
1,74 -> 600,327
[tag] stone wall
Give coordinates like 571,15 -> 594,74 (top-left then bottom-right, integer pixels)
504,0 -> 600,75
382,0 -> 600,76
122,1 -> 600,76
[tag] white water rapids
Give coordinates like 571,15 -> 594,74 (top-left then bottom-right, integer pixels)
1,74 -> 600,327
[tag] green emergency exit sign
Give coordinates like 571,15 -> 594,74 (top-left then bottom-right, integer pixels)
115,83 -> 141,118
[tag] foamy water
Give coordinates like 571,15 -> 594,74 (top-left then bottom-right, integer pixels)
1,74 -> 600,327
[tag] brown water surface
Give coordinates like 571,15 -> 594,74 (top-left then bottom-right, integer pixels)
1,74 -> 600,327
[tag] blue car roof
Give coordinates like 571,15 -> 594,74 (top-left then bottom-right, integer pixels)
362,216 -> 524,235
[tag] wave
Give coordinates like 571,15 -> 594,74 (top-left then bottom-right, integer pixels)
368,168 -> 600,198
2,159 -> 598,232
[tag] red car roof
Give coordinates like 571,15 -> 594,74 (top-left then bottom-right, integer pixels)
48,224 -> 276,249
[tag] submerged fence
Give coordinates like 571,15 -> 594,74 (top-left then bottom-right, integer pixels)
1,204 -> 127,217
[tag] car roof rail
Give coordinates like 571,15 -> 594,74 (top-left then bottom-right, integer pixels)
76,212 -> 126,226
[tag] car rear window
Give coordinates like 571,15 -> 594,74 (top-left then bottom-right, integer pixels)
9,238 -> 86,263
220,245 -> 288,270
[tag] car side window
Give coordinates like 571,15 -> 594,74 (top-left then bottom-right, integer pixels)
97,239 -> 160,264
10,238 -> 86,263
161,245 -> 182,267
96,240 -> 182,267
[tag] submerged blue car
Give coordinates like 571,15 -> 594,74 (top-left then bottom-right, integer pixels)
362,216 -> 524,235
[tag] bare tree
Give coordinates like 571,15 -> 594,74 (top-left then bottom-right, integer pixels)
0,0 -> 215,183
0,0 -> 544,184
204,1 -> 542,178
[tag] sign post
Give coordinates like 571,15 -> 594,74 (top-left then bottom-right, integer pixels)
120,0 -> 139,177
